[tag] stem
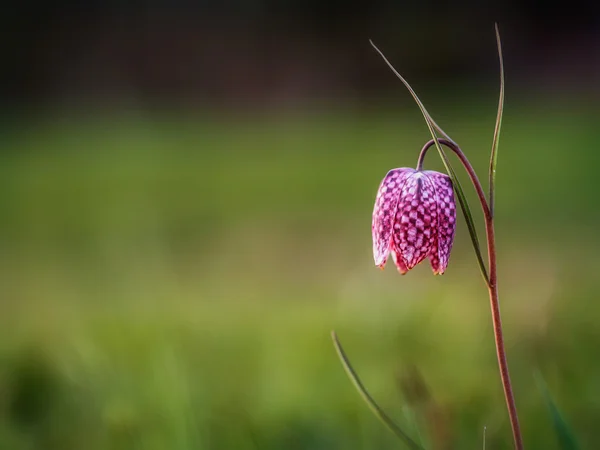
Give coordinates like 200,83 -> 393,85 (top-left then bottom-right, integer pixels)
417,139 -> 490,219
418,138 -> 523,450
487,217 -> 523,450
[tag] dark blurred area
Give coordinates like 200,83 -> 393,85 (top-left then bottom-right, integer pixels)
3,0 -> 600,110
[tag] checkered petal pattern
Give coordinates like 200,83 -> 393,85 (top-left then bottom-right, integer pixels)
372,168 -> 456,275
423,171 -> 456,274
372,168 -> 414,268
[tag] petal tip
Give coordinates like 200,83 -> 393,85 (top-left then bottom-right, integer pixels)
374,252 -> 388,268
391,250 -> 409,275
396,264 -> 408,275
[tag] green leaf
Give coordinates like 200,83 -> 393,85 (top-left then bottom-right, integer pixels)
489,23 -> 505,218
369,40 -> 489,285
534,372 -> 580,450
429,117 -> 457,146
444,162 -> 489,284
331,331 -> 424,450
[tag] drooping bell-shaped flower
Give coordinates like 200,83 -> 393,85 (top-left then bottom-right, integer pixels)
372,168 -> 456,275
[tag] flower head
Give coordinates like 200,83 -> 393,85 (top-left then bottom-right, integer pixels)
372,168 -> 456,275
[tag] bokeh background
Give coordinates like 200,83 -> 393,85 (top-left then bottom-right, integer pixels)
2,1 -> 600,449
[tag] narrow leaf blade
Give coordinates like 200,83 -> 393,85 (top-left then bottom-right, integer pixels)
489,23 -> 505,217
535,372 -> 580,450
331,331 -> 424,450
447,162 -> 489,283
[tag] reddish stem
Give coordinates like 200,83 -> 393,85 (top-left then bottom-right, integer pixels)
418,138 -> 523,450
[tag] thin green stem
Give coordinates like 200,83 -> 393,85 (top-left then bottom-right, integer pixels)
331,331 -> 424,450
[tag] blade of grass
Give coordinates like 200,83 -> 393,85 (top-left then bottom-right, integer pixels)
483,426 -> 487,450
440,158 -> 489,284
369,40 -> 489,285
331,331 -> 424,450
489,23 -> 505,217
534,372 -> 580,450
429,116 -> 457,146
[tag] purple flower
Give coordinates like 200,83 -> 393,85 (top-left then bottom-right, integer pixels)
372,168 -> 456,275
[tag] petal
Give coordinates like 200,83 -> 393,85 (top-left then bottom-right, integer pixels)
392,172 -> 438,271
429,251 -> 441,275
372,168 -> 415,267
391,246 -> 408,274
424,171 -> 456,274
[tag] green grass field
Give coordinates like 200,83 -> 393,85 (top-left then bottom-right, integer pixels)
0,99 -> 599,449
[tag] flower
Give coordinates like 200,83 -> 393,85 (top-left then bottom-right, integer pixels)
372,168 -> 456,275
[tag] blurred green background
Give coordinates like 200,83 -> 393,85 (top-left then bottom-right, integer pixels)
2,3 -> 600,449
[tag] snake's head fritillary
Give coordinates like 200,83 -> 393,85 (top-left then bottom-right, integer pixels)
372,168 -> 456,275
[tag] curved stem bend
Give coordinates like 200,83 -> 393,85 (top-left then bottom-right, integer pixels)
417,138 -> 491,221
417,138 -> 523,450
